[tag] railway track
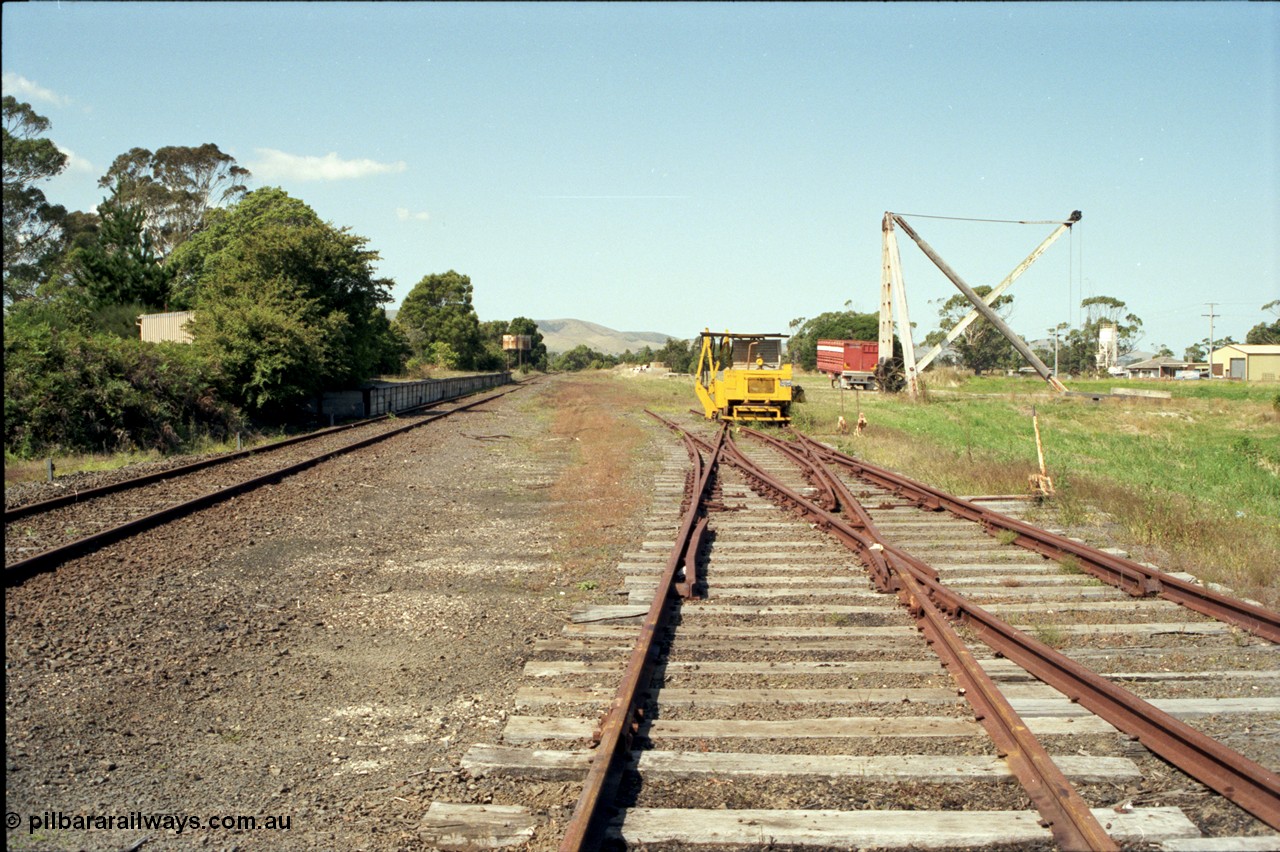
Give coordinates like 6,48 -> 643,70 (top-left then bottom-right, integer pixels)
422,414 -> 1280,850
4,379 -> 519,584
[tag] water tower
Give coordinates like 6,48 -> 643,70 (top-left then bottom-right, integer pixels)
1096,322 -> 1119,373
502,334 -> 532,369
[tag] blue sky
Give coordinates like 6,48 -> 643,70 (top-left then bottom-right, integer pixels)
4,2 -> 1277,352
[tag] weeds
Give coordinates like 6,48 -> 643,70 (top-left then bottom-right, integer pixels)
789,405 -> 816,432
996,530 -> 1019,546
1033,623 -> 1067,648
784,374 -> 1280,608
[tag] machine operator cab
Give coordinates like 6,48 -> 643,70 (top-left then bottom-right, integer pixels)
694,330 -> 793,422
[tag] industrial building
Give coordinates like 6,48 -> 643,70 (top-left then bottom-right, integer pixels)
1209,344 -> 1280,382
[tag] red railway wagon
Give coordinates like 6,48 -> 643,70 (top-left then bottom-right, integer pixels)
816,339 -> 879,390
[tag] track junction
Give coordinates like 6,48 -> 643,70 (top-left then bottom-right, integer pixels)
429,413 -> 1279,851
5,380 -> 1276,851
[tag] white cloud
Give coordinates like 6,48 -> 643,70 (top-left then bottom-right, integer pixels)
396,207 -> 430,222
250,148 -> 407,182
56,144 -> 95,175
1,72 -> 70,107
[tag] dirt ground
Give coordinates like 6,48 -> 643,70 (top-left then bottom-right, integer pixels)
5,375 -> 661,851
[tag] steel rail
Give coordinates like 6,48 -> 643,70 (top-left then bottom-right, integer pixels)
5,386 -> 519,586
795,433 -> 1280,644
8,418 -> 374,522
689,423 -> 1280,832
732,427 -> 1117,850
5,380 -> 517,521
558,415 -> 724,852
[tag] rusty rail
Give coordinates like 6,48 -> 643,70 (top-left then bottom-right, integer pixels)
5,386 -> 520,586
697,424 -> 1280,834
558,416 -> 724,852
733,427 -> 1116,850
794,432 -> 1280,644
5,378 -> 519,522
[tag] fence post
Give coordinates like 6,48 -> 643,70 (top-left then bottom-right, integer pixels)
236,432 -> 242,452
46,457 -> 55,482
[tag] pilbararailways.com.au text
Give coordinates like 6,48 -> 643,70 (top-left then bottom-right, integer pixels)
12,810 -> 291,835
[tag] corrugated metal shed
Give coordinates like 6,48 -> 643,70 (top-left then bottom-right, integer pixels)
1209,344 -> 1280,382
138,311 -> 195,344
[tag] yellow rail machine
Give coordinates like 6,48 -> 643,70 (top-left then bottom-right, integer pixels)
694,330 -> 793,422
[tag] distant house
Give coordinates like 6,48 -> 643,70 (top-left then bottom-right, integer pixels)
1126,355 -> 1182,376
1122,357 -> 1201,379
1210,344 -> 1280,382
138,311 -> 195,343
1117,350 -> 1154,367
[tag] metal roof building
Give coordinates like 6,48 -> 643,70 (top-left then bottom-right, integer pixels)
1209,344 -> 1280,382
138,311 -> 195,344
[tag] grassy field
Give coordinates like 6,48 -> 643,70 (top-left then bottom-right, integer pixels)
817,371 -> 1279,607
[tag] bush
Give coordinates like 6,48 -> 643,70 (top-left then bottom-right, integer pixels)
4,322 -> 241,457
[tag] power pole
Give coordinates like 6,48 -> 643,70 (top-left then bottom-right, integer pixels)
1203,302 -> 1217,377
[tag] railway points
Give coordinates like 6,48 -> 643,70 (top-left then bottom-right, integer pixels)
6,375 -> 1277,851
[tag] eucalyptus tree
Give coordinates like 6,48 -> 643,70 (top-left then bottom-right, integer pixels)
3,96 -> 69,305
98,143 -> 250,260
933,287 -> 1017,376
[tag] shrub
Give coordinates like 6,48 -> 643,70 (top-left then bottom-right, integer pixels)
4,322 -> 240,457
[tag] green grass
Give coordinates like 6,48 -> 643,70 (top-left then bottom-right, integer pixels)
777,371 -> 1280,606
4,429 -> 285,485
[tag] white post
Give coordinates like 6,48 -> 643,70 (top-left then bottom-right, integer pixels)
878,214 -> 896,359
887,227 -> 919,397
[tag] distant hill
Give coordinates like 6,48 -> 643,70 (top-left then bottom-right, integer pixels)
536,318 -> 674,356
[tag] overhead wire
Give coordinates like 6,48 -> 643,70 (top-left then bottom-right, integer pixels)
893,212 -> 1072,225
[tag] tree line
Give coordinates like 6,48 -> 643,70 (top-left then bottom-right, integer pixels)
2,97 -> 543,457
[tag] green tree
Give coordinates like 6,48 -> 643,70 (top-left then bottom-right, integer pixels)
655,337 -> 696,373
99,143 -> 250,260
1082,295 -> 1144,356
1185,335 -> 1238,363
167,187 -> 396,409
933,287 -> 1016,376
475,318 -> 542,372
1246,300 -> 1280,345
506,316 -> 547,371
36,209 -> 101,295
72,188 -> 171,309
551,344 -> 617,372
1055,296 -> 1145,375
3,96 -> 69,305
396,270 -> 485,369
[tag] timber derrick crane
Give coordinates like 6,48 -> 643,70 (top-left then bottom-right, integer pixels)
879,211 -> 1081,397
